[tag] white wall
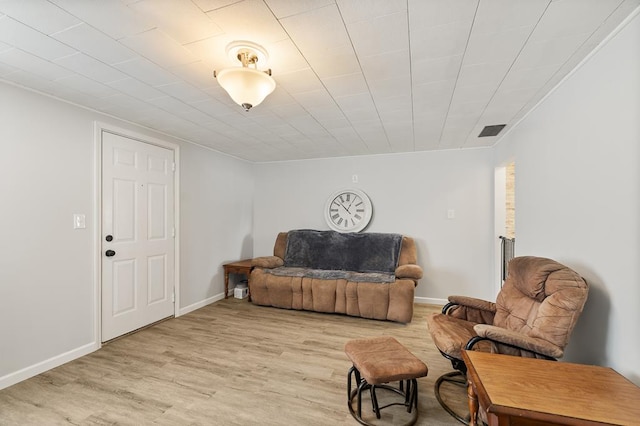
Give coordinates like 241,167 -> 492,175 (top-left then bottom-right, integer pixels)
253,148 -> 495,302
493,11 -> 640,383
0,83 -> 96,384
179,142 -> 253,310
0,81 -> 253,388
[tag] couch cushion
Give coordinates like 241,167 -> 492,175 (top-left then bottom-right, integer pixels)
262,266 -> 396,283
398,236 -> 418,264
283,229 -> 402,274
273,232 -> 288,258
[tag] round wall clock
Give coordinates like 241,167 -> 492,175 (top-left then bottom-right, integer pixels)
324,189 -> 373,233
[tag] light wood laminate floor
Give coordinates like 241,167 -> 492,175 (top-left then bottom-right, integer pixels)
0,299 -> 464,425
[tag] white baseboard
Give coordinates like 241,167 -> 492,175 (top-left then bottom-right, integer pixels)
414,296 -> 447,306
0,341 -> 99,390
178,292 -> 225,316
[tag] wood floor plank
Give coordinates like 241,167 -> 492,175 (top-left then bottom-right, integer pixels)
0,299 -> 465,425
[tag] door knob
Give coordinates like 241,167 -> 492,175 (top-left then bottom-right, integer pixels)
105,250 -> 116,257
105,235 -> 113,242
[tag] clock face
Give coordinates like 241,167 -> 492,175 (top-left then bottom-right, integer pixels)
324,189 -> 372,233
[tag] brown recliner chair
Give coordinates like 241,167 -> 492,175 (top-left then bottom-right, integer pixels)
426,256 -> 589,424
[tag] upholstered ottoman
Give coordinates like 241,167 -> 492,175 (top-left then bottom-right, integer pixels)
344,336 -> 428,426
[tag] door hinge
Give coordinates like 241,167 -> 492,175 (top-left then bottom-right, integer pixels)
172,290 -> 175,303
172,227 -> 175,238
172,162 -> 176,172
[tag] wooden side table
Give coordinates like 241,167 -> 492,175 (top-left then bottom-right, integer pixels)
462,350 -> 640,426
222,259 -> 253,300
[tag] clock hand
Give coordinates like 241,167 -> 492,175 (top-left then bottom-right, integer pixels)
338,202 -> 351,214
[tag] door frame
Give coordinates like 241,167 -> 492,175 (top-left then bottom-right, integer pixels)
94,121 -> 180,344
494,165 -> 507,296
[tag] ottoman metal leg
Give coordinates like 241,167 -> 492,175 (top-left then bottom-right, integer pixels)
347,365 -> 420,426
370,385 -> 381,419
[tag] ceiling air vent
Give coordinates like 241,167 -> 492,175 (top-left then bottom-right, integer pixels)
478,124 -> 506,137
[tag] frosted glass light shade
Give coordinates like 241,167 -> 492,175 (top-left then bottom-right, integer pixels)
216,67 -> 276,110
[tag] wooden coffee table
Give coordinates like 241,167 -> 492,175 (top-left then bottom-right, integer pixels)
222,259 -> 252,300
462,350 -> 640,426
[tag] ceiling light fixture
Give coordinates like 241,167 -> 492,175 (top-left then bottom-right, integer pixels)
214,41 -> 276,112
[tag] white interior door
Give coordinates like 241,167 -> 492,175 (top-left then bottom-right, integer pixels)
101,131 -> 175,342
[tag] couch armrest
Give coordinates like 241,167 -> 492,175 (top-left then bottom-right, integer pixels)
395,264 -> 423,280
472,324 -> 563,359
251,256 -> 284,269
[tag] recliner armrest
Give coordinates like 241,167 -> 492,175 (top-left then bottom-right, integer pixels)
444,295 -> 496,324
395,264 -> 423,280
472,324 -> 564,359
251,256 -> 284,269
447,295 -> 496,313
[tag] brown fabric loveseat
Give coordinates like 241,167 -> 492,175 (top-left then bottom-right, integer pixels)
249,230 -> 423,323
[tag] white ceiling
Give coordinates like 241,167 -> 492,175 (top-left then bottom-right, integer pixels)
1,0 -> 638,162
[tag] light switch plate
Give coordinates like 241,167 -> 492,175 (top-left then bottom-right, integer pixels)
73,214 -> 86,229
